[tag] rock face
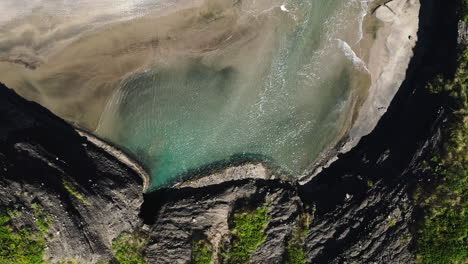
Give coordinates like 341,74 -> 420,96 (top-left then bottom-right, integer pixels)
175,163 -> 272,189
143,180 -> 303,264
459,21 -> 468,45
0,84 -> 145,263
300,0 -> 460,262
0,0 -> 463,264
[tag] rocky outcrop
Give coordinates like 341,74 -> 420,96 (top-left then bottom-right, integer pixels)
174,163 -> 272,189
458,20 -> 468,45
143,180 -> 303,264
299,0 -> 460,262
0,0 -> 463,264
139,0 -> 461,263
0,84 -> 145,263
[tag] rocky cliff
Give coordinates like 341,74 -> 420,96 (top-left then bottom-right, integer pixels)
0,85 -> 145,263
0,0 -> 464,263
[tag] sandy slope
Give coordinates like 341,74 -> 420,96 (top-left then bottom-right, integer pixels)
347,0 -> 420,150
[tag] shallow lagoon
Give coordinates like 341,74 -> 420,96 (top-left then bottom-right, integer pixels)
0,0 -> 372,189
95,0 -> 371,188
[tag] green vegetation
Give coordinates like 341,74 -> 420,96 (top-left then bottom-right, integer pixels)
415,49 -> 467,264
31,203 -> 52,233
112,231 -> 147,264
285,213 -> 312,264
57,230 -> 148,264
63,180 -> 90,205
223,205 -> 269,264
54,259 -> 109,264
387,217 -> 398,228
0,206 -> 50,264
286,244 -> 308,264
55,260 -> 87,264
192,240 -> 213,264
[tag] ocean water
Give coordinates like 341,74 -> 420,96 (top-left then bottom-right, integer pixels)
0,0 -> 372,189
95,0 -> 372,188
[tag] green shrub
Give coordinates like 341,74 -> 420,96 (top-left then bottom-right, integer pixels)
112,232 -> 147,264
387,218 -> 398,228
285,213 -> 311,264
63,180 -> 90,205
224,205 -> 269,264
416,48 -> 468,264
286,243 -> 308,264
0,208 -> 48,264
192,240 -> 213,264
31,203 -> 52,233
417,208 -> 467,264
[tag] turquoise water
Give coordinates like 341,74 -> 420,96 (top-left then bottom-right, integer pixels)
96,0 -> 371,189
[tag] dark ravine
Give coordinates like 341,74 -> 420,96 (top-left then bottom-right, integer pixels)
0,1 -> 463,264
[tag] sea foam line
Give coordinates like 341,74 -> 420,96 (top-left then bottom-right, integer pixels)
336,39 -> 369,73
355,0 -> 373,43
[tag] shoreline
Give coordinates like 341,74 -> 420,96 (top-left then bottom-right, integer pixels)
345,0 -> 420,150
74,0 -> 421,190
4,0 -> 422,191
171,0 -> 423,188
75,127 -> 151,192
299,0 -> 421,184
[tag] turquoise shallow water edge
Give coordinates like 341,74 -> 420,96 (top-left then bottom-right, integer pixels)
96,0 -> 372,189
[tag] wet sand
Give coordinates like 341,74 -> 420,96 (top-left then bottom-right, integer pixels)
0,0 -> 287,129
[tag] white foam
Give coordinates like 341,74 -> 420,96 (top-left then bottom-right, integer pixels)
336,39 -> 369,73
280,4 -> 289,12
353,0 -> 373,43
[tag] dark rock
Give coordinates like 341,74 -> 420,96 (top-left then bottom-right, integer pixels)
143,180 -> 303,264
0,84 -> 144,263
299,0 -> 460,262
458,21 -> 468,45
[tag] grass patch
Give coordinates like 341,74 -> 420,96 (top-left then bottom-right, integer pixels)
63,180 -> 90,205
387,217 -> 398,228
53,260 -> 108,264
192,240 -> 213,264
222,204 -> 269,264
31,203 -> 52,233
286,244 -> 308,264
112,231 -> 147,264
285,212 -> 312,264
415,48 -> 467,264
0,206 -> 49,264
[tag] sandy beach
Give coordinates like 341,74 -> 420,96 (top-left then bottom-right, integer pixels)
299,0 -> 421,184
346,0 -> 420,150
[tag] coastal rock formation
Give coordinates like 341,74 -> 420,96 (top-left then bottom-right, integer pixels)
300,0 -> 460,262
0,84 -> 145,263
0,0 -> 463,263
143,180 -> 304,264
